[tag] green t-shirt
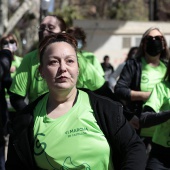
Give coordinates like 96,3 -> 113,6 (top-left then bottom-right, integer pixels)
11,55 -> 23,78
77,54 -> 105,90
10,50 -> 105,103
140,58 -> 166,137
33,90 -> 114,170
6,55 -> 23,111
78,50 -> 104,77
143,81 -> 170,147
10,50 -> 48,103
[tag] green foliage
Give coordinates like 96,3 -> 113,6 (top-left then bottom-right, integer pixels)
54,6 -> 84,27
107,0 -> 149,21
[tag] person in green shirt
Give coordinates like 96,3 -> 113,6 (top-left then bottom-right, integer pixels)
6,32 -> 146,170
140,62 -> 170,169
10,16 -> 114,113
114,27 -> 170,150
66,26 -> 105,77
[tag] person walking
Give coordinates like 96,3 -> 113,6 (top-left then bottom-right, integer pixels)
101,55 -> 114,81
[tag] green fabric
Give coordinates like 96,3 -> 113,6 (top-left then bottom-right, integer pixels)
33,90 -> 114,170
6,55 -> 23,111
143,81 -> 170,147
78,50 -> 104,76
140,58 -> 166,137
11,55 -> 23,78
10,50 -> 105,102
10,50 -> 105,103
77,54 -> 105,90
10,50 -> 48,103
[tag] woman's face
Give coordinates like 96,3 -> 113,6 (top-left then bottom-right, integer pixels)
2,36 -> 17,52
40,42 -> 79,91
38,16 -> 62,42
144,29 -> 164,57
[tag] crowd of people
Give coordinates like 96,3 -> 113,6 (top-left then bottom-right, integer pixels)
0,14 -> 170,170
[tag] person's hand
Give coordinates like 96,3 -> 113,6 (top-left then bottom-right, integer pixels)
142,91 -> 151,101
129,115 -> 140,129
10,66 -> 16,73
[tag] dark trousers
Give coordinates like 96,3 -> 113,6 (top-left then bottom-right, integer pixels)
146,143 -> 170,170
0,141 -> 5,170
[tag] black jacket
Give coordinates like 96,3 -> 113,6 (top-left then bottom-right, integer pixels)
114,58 -> 144,120
0,49 -> 12,136
6,89 -> 146,170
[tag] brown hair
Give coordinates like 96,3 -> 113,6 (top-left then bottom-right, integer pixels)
135,27 -> 170,62
39,33 -> 77,65
66,27 -> 86,48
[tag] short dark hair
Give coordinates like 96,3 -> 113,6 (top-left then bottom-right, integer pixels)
46,14 -> 67,32
66,27 -> 86,47
39,33 -> 77,65
103,55 -> 109,61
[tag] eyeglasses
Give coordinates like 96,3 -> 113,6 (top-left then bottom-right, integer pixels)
145,35 -> 163,41
2,40 -> 15,45
37,25 -> 56,32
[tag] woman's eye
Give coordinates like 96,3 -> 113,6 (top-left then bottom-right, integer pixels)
67,59 -> 74,64
49,60 -> 58,65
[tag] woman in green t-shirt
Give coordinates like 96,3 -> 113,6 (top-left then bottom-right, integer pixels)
140,59 -> 170,169
6,33 -> 146,170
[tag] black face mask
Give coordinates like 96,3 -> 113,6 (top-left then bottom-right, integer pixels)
145,36 -> 163,57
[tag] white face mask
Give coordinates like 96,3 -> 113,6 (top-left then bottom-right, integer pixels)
77,40 -> 83,49
3,43 -> 17,52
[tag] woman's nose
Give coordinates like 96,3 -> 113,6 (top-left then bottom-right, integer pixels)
59,61 -> 66,72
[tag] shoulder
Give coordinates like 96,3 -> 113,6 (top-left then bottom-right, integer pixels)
23,49 -> 38,60
80,88 -> 123,110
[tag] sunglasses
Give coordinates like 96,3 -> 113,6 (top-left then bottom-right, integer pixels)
145,35 -> 163,41
2,40 -> 15,45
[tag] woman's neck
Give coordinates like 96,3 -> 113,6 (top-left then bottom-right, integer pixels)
144,55 -> 160,67
46,88 -> 78,118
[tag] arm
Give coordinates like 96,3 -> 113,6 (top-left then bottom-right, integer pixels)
131,90 -> 151,101
140,106 -> 170,128
9,52 -> 33,111
114,60 -> 135,101
0,49 -> 13,91
113,114 -> 147,170
87,91 -> 147,170
0,49 -> 12,77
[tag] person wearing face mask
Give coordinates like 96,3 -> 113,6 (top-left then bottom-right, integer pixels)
0,34 -> 22,78
66,26 -> 105,77
114,27 -> 170,151
66,27 -> 116,100
0,34 -> 23,121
